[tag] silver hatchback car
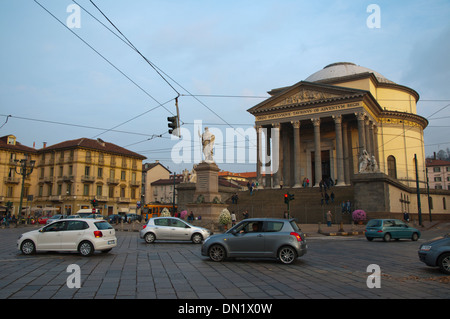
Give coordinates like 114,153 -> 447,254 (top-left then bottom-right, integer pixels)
201,218 -> 307,264
140,217 -> 212,244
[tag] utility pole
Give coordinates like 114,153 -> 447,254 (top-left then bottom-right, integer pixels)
14,156 -> 36,221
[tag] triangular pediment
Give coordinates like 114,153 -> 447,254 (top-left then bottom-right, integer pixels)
248,81 -> 369,114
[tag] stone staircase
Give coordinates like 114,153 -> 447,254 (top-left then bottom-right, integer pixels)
225,186 -> 356,224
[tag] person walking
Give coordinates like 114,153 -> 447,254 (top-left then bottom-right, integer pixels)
326,210 -> 333,227
231,211 -> 237,226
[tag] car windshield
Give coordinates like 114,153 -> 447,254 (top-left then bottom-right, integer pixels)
366,220 -> 382,227
94,221 -> 113,230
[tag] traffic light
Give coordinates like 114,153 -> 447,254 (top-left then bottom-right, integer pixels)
284,193 -> 289,204
91,199 -> 98,207
289,193 -> 295,201
167,116 -> 178,135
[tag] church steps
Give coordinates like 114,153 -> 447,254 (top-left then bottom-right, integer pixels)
226,186 -> 355,224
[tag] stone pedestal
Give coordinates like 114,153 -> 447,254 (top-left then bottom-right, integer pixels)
193,161 -> 221,203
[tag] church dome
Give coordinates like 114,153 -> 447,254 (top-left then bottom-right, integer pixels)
305,62 -> 395,84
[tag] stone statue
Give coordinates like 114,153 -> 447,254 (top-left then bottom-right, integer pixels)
189,164 -> 197,183
182,169 -> 190,182
199,127 -> 215,163
359,149 -> 379,173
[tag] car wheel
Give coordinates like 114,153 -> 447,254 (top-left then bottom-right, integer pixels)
383,233 -> 391,242
278,246 -> 297,264
437,253 -> 450,274
144,232 -> 156,244
191,233 -> 203,244
209,244 -> 226,262
79,241 -> 94,256
411,232 -> 419,241
21,240 -> 36,255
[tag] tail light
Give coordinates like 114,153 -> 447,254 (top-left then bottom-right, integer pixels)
94,231 -> 103,238
142,225 -> 147,229
290,232 -> 302,242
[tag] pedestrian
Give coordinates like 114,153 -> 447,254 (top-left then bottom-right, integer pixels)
324,192 -> 330,205
243,210 -> 249,219
280,180 -> 283,189
346,200 -> 351,213
330,192 -> 335,203
231,211 -> 236,226
403,211 -> 410,222
326,210 -> 333,227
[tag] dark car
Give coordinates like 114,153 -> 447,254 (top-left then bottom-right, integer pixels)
418,234 -> 450,274
201,218 -> 307,264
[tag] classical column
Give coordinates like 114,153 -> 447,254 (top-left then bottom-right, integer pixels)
365,119 -> 372,154
255,125 -> 262,188
291,120 -> 301,188
356,112 -> 366,155
312,118 -> 322,187
333,115 -> 345,186
342,121 -> 351,185
272,123 -> 282,188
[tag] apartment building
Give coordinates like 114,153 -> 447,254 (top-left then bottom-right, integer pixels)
0,135 -> 146,217
0,135 -> 37,216
35,137 -> 146,216
426,158 -> 450,190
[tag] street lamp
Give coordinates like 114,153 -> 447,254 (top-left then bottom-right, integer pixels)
14,157 -> 36,220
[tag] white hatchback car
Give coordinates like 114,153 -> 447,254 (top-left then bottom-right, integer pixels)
18,219 -> 117,256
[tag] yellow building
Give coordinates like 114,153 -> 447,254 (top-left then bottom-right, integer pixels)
0,136 -> 146,218
247,62 -> 449,220
249,62 -> 427,189
0,135 -> 37,217
34,138 -> 146,216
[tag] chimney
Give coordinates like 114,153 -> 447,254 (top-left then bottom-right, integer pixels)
43,142 -> 47,148
434,152 -> 436,160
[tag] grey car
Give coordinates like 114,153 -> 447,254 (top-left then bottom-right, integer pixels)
140,217 -> 212,244
418,234 -> 450,274
201,218 -> 307,264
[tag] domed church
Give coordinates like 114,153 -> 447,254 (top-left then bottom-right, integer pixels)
248,62 -> 432,216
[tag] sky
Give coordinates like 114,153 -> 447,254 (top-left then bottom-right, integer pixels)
1,0 -> 450,174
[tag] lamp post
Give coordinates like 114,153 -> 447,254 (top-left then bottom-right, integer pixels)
14,157 -> 36,221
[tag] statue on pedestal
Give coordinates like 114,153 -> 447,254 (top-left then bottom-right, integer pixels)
199,127 -> 215,163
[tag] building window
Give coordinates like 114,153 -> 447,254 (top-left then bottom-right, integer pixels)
85,166 -> 90,176
98,167 -> 103,178
97,185 -> 102,197
444,198 -> 447,210
83,184 -> 90,196
434,177 -> 442,182
387,156 -> 397,179
120,187 -> 126,198
109,186 -> 114,198
121,171 -> 126,181
433,167 -> 441,172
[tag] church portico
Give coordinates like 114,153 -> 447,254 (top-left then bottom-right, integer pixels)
254,101 -> 380,189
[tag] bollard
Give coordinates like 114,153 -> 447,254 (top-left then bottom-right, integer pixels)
338,221 -> 344,232
317,222 -> 322,233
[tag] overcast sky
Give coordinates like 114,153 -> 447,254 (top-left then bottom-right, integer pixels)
1,0 -> 449,173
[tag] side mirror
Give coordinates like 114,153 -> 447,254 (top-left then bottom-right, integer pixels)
230,229 -> 237,236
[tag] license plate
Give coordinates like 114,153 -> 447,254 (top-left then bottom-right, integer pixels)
108,240 -> 115,245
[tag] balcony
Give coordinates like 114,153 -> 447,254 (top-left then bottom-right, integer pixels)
81,175 -> 95,183
107,178 -> 119,185
96,196 -> 108,202
4,177 -> 20,184
49,195 -> 63,202
118,197 -> 130,203
129,180 -> 140,187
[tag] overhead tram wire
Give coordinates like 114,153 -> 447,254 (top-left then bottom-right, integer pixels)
33,0 -> 176,139
80,0 -> 257,147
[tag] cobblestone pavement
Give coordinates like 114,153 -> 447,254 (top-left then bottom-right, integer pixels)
0,223 -> 449,300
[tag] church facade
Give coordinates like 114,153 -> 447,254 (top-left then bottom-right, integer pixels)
248,62 -> 427,190
246,62 -> 450,219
